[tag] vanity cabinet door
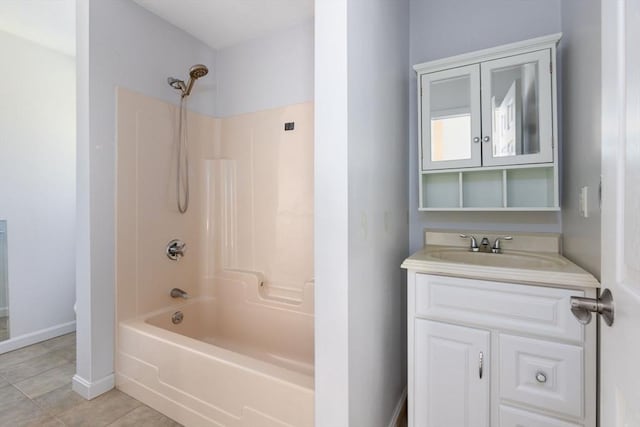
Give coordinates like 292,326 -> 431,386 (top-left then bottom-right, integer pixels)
414,319 -> 490,427
480,49 -> 554,166
420,64 -> 482,170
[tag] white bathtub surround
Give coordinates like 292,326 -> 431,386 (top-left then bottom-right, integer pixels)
207,104 -> 314,290
116,88 -> 314,425
202,160 -> 238,276
116,89 -> 314,321
116,88 -> 212,323
118,272 -> 314,426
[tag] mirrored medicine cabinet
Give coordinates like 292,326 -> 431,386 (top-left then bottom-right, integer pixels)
414,34 -> 561,211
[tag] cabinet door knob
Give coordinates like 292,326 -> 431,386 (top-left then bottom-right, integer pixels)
479,351 -> 484,379
536,371 -> 547,383
473,136 -> 480,143
483,136 -> 491,142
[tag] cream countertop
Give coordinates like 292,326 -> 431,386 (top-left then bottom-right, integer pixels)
402,230 -> 600,289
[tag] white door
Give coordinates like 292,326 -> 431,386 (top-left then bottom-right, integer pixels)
413,319 -> 490,427
600,0 -> 640,425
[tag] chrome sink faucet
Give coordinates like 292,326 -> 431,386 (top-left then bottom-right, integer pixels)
459,234 -> 479,252
460,234 -> 513,253
491,236 -> 513,253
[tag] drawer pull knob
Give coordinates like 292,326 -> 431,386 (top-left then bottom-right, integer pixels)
479,351 -> 484,379
536,372 -> 547,383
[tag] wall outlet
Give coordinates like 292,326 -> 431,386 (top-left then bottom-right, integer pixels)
579,186 -> 589,218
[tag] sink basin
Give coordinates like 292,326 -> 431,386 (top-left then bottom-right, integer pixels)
427,249 -> 568,270
401,234 -> 601,288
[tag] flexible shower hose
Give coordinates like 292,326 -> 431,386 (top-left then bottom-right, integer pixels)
177,96 -> 189,214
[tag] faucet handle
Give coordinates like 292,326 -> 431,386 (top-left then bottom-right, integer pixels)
460,234 -> 480,252
166,239 -> 186,260
491,236 -> 513,253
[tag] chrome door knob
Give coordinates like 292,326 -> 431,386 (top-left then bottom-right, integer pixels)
473,136 -> 481,143
483,136 -> 491,142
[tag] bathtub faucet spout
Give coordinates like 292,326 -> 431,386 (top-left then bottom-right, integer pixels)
170,288 -> 189,299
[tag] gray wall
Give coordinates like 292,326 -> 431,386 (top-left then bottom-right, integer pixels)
347,0 -> 409,424
76,0 -> 216,397
560,0 -> 602,278
0,31 -> 75,350
315,0 -> 409,425
216,19 -> 314,117
408,0 -> 563,252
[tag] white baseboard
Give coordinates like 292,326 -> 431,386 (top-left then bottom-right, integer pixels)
388,387 -> 408,427
72,373 -> 115,400
0,320 -> 75,354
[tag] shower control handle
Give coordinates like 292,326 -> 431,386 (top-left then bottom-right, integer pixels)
166,239 -> 186,260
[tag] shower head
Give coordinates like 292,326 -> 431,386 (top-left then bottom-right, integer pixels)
183,64 -> 209,97
168,64 -> 209,98
189,64 -> 209,79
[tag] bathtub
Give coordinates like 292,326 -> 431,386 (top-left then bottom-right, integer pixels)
116,272 -> 314,427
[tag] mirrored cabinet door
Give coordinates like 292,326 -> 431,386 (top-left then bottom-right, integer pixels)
480,50 -> 553,166
420,64 -> 481,170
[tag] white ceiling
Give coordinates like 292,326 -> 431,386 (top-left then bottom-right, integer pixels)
133,0 -> 314,50
0,0 -> 75,56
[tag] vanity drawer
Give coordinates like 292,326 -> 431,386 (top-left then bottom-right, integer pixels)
499,334 -> 583,419
500,405 -> 583,427
414,274 -> 584,343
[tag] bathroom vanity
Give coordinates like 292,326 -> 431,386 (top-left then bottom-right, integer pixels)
402,231 -> 599,427
414,34 -> 561,211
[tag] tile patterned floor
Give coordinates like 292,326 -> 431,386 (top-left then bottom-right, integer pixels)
0,333 -> 182,427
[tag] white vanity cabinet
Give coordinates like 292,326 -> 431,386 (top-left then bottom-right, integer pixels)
407,273 -> 597,427
415,34 -> 560,210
